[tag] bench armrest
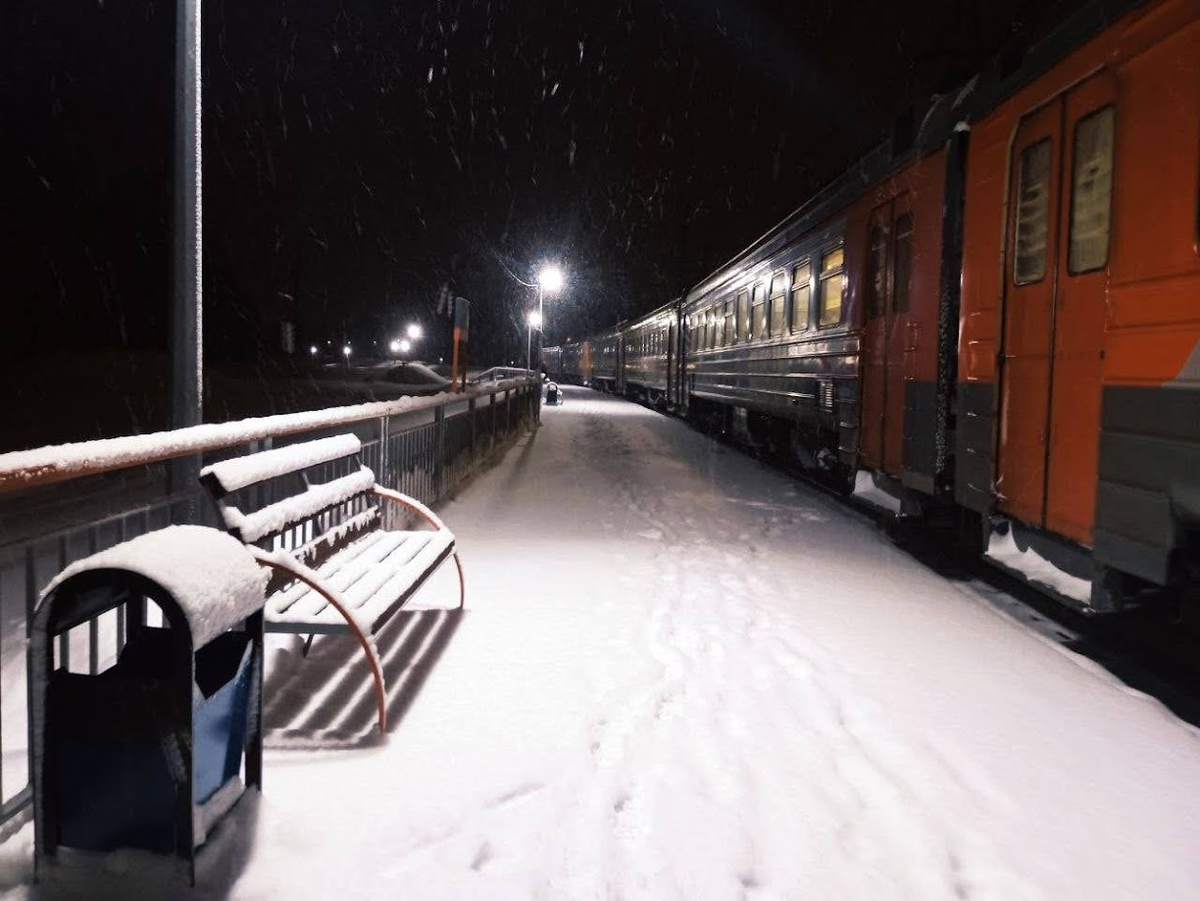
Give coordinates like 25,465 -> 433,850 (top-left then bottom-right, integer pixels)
371,486 -> 451,533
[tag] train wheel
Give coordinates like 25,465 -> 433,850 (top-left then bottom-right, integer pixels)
956,508 -> 989,557
826,465 -> 856,497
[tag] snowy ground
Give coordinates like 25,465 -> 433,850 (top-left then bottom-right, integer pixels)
3,384 -> 1200,899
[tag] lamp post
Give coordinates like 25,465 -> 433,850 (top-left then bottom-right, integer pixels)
526,311 -> 542,372
533,265 -> 564,374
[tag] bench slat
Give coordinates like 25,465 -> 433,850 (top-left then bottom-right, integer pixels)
267,530 -> 454,630
271,531 -> 410,617
200,435 -> 363,495
224,467 -> 377,543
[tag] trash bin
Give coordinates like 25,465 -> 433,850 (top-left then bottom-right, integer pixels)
29,525 -> 269,884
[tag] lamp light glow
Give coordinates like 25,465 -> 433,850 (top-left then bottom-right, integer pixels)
537,265 -> 564,294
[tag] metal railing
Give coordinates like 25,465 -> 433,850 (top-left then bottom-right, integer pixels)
0,379 -> 540,831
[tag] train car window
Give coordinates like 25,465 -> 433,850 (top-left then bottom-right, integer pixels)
866,222 -> 890,318
893,213 -> 913,313
751,283 -> 766,339
769,271 -> 788,335
1068,106 -> 1114,275
790,262 -> 811,331
736,290 -> 749,341
1014,138 -> 1052,284
707,309 -> 717,349
723,300 -> 735,346
818,246 -> 845,327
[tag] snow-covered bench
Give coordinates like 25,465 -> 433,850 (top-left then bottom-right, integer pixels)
199,434 -> 464,732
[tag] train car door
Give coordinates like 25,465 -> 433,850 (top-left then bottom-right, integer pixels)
861,195 -> 913,476
996,72 -> 1114,543
666,320 -> 676,405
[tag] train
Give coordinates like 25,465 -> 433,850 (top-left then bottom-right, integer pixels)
545,0 -> 1200,614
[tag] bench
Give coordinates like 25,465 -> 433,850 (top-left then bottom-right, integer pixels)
199,434 -> 464,732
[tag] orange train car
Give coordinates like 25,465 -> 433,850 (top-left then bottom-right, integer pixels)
844,132 -> 960,500
957,0 -> 1200,603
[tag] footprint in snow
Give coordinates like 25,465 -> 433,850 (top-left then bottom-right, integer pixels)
470,841 -> 493,871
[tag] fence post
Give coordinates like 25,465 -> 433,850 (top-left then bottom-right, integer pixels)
490,390 -> 498,450
468,397 -> 477,463
434,404 -> 446,500
378,415 -> 391,489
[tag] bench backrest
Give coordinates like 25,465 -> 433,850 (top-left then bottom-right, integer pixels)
200,435 -> 382,573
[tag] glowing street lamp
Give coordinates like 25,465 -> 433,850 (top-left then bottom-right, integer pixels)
406,323 -> 422,341
399,338 -> 412,354
531,265 -> 564,374
389,338 -> 401,354
537,265 -> 564,295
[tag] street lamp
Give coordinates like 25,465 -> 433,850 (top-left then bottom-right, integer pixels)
526,310 -> 543,372
399,338 -> 412,354
532,265 -> 564,373
406,323 -> 422,341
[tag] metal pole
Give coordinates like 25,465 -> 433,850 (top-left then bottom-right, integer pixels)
170,0 -> 203,504
526,325 -> 532,372
535,285 -> 543,375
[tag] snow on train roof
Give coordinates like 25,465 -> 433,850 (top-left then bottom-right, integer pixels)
39,525 -> 268,647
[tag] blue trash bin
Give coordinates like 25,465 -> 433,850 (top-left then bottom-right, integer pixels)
30,525 -> 268,884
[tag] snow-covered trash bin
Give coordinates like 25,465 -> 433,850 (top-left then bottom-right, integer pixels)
28,525 -> 269,886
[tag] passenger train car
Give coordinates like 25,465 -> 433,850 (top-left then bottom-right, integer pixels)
543,0 -> 1199,612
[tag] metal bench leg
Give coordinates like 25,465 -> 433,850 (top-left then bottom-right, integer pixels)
301,634 -> 315,657
251,551 -> 389,732
453,550 -> 465,610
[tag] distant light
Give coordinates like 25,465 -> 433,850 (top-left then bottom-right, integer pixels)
399,339 -> 412,353
527,310 -> 543,327
342,344 -> 352,358
538,265 -> 564,294
439,356 -> 444,364
309,345 -> 318,356
389,338 -> 401,354
406,323 -> 422,340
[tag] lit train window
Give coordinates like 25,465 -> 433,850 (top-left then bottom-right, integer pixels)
723,300 -> 735,345
1068,106 -> 1114,274
818,246 -> 845,327
769,271 -> 788,335
893,213 -> 913,313
1014,138 -> 1051,284
791,262 -> 811,331
751,283 -> 765,339
736,290 -> 749,341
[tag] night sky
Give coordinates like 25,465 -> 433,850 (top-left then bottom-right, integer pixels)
6,0 -> 1058,381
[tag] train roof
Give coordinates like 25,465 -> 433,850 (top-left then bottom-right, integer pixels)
683,0 -> 1146,307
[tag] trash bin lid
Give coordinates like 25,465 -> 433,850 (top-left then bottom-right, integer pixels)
40,525 -> 268,648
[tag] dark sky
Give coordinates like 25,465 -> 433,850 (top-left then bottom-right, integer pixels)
5,0 -> 1059,368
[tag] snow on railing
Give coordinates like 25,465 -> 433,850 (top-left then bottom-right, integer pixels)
0,378 -> 532,494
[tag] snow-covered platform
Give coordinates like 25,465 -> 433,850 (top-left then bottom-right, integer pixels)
3,384 -> 1199,899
